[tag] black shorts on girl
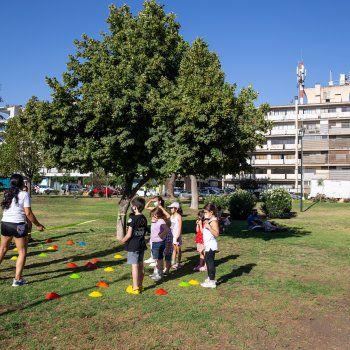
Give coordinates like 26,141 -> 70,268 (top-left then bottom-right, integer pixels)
1,222 -> 28,238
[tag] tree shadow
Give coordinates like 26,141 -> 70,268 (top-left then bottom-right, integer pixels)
217,263 -> 256,285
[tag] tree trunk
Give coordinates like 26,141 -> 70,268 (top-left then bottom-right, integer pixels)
116,174 -> 151,240
190,175 -> 199,210
167,173 -> 176,197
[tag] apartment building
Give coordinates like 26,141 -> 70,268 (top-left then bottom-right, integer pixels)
242,77 -> 350,193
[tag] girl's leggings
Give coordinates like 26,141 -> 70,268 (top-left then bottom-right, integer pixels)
205,249 -> 216,280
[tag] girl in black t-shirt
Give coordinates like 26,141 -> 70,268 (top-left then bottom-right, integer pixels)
119,197 -> 147,295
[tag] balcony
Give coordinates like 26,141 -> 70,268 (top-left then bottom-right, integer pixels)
329,153 -> 350,164
270,174 -> 286,180
303,155 -> 327,164
329,138 -> 350,149
270,144 -> 284,150
329,127 -> 350,135
286,174 -> 301,180
252,159 -> 297,166
329,170 -> 350,181
304,128 -> 320,135
303,140 -> 329,150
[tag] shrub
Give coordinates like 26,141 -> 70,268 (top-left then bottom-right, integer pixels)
260,188 -> 292,218
203,195 -> 231,210
228,189 -> 256,220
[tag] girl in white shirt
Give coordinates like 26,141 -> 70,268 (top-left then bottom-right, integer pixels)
0,174 -> 45,287
201,203 -> 220,289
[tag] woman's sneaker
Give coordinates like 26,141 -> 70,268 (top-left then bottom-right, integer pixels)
151,273 -> 163,281
199,266 -> 207,272
200,279 -> 216,288
172,263 -> 181,270
12,279 -> 29,287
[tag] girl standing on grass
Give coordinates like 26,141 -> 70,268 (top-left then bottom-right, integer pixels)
149,207 -> 170,281
201,203 -> 220,289
0,174 -> 45,287
193,210 -> 206,272
168,202 -> 182,269
144,196 -> 170,267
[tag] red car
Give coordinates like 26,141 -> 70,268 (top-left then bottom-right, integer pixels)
92,186 -> 118,196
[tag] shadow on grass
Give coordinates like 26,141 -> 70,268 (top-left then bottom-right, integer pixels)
303,201 -> 318,212
0,274 -> 129,317
217,263 -> 257,285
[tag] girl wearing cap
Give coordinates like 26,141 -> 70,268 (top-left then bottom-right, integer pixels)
168,202 -> 182,269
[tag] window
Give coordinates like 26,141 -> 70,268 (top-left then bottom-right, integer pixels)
342,107 -> 350,112
304,135 -> 328,140
321,108 -> 336,113
335,154 -> 346,160
303,109 -> 317,114
256,155 -> 267,160
285,154 -> 295,159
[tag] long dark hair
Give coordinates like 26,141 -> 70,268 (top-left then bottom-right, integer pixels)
154,196 -> 165,207
204,203 -> 217,216
1,174 -> 24,210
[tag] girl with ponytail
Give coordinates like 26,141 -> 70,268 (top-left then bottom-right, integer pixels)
0,174 -> 45,287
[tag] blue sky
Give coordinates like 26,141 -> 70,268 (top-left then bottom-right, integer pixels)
1,0 -> 350,107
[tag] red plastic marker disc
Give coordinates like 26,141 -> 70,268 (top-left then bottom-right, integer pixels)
84,262 -> 97,269
67,263 -> 78,268
45,292 -> 61,300
154,288 -> 168,295
90,258 -> 100,263
52,245 -> 59,249
67,240 -> 74,245
96,281 -> 109,288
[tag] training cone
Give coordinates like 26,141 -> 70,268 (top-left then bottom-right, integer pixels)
69,273 -> 81,279
103,267 -> 114,272
84,262 -> 97,269
178,281 -> 191,287
38,253 -> 48,257
88,291 -> 103,298
188,279 -> 200,285
45,292 -> 61,300
45,239 -> 52,243
114,254 -> 123,259
67,240 -> 74,245
10,256 -> 18,261
90,258 -> 100,263
78,241 -> 86,246
154,288 -> 168,295
96,282 -> 109,288
67,262 -> 78,268
12,247 -> 18,252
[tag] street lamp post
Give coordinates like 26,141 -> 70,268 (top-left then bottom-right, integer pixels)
298,128 -> 305,212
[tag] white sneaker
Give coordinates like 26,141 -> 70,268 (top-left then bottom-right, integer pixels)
200,279 -> 216,288
151,273 -> 163,281
12,279 -> 29,287
144,257 -> 155,264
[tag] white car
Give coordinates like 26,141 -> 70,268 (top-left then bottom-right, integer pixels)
38,185 -> 55,194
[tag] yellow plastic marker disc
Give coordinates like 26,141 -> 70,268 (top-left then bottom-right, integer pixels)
188,279 -> 200,285
114,254 -> 123,259
104,267 -> 115,272
10,256 -> 18,261
88,291 -> 103,298
12,247 -> 18,252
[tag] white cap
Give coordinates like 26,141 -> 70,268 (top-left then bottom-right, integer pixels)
168,202 -> 180,208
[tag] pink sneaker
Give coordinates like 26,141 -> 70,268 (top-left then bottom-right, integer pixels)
199,266 -> 207,272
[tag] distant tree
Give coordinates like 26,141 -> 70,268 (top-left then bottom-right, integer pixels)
156,38 -> 270,209
0,97 -> 44,194
36,1 -> 186,237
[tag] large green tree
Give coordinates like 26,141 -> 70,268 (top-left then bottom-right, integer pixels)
36,1 -> 186,237
154,38 -> 270,209
0,97 -> 44,194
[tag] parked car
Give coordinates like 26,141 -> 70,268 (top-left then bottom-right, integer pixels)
178,190 -> 192,199
199,188 -> 221,197
93,186 -> 118,196
38,185 -> 55,194
61,184 -> 83,193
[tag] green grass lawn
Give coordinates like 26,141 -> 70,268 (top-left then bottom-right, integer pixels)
1,197 -> 350,350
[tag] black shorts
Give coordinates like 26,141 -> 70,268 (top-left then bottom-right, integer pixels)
1,222 -> 29,238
